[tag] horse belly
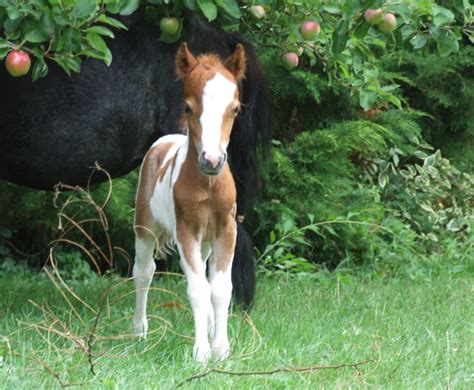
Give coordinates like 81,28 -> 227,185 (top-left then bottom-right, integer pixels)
148,134 -> 187,237
149,173 -> 176,236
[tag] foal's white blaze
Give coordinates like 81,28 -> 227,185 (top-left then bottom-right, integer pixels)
200,72 -> 237,159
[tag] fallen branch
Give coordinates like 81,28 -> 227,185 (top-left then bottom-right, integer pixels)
176,354 -> 378,387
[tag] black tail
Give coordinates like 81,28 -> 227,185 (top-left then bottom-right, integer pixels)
231,222 -> 256,310
224,31 -> 269,310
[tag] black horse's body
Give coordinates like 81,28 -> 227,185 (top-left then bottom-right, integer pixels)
0,12 -> 269,308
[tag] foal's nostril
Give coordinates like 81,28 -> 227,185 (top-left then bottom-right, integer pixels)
203,152 -> 221,169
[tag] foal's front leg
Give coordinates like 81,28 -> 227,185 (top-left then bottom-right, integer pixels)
209,217 -> 237,360
177,236 -> 212,362
132,234 -> 156,338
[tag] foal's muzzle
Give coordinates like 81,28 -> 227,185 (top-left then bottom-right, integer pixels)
198,151 -> 227,176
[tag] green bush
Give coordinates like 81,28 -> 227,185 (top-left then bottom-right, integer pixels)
384,44 -> 474,170
249,109 -> 473,273
0,170 -> 138,272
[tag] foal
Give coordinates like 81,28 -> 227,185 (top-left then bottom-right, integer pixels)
133,42 -> 246,362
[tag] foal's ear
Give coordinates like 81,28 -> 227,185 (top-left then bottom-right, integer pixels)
176,42 -> 198,79
224,43 -> 247,81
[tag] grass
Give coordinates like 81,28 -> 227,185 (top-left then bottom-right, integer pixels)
0,269 -> 472,389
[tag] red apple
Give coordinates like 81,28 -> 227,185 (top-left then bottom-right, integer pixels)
377,13 -> 397,32
5,50 -> 31,77
300,20 -> 320,41
160,17 -> 180,35
364,9 -> 384,26
282,52 -> 299,70
249,5 -> 266,21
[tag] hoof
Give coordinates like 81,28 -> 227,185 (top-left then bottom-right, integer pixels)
132,316 -> 148,339
193,343 -> 212,363
212,340 -> 230,361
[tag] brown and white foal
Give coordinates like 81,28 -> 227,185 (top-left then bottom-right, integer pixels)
133,42 -> 246,362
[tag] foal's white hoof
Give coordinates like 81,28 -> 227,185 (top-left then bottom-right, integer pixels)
132,316 -> 148,339
212,341 -> 230,361
193,343 -> 211,363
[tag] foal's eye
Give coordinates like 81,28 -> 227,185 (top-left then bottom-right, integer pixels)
184,103 -> 193,115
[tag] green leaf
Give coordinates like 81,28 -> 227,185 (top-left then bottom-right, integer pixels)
31,61 -> 48,82
39,11 -> 55,37
183,0 -> 197,11
0,47 -> 10,60
332,18 -> 349,56
378,173 -> 388,189
269,231 -> 276,244
97,15 -> 128,30
119,0 -> 140,16
410,34 -> 428,50
436,33 -> 459,57
454,0 -> 471,12
25,29 -> 49,43
86,32 -> 113,66
433,6 -> 455,27
353,19 -> 370,39
87,32 -> 107,52
82,48 -> 113,66
53,58 -> 72,77
197,0 -> 218,21
63,56 -> 82,73
87,26 -> 115,38
215,0 -> 241,19
72,0 -> 97,19
387,95 -> 402,109
359,89 -> 377,111
320,5 -> 341,15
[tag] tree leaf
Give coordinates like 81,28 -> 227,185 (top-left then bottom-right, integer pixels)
410,34 -> 427,50
97,15 -> 128,30
436,33 -> 459,57
72,0 -> 97,19
433,6 -> 455,27
215,0 -> 241,19
183,0 -> 197,11
25,28 -> 49,43
119,0 -> 140,16
359,89 -> 377,111
0,47 -> 10,60
87,26 -> 115,38
86,32 -> 107,52
378,173 -> 388,189
32,61 -> 48,81
332,18 -> 349,56
197,0 -> 217,21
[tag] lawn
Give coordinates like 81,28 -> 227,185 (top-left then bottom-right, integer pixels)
0,269 -> 472,388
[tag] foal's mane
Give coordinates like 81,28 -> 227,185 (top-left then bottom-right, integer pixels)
189,54 -> 234,80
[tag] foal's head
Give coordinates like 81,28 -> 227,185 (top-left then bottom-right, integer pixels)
176,42 -> 246,176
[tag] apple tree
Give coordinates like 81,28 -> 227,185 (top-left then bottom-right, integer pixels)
1,0 -> 472,110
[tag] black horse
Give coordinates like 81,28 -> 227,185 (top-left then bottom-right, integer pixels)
0,11 -> 270,309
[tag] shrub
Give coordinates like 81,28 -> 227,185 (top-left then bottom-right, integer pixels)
249,109 -> 474,273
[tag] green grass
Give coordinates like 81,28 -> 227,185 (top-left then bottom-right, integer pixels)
0,270 -> 472,389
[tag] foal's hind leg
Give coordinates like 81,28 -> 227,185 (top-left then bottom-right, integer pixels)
209,217 -> 237,360
132,233 -> 156,338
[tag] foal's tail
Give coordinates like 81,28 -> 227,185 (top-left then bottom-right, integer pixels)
231,222 -> 256,310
